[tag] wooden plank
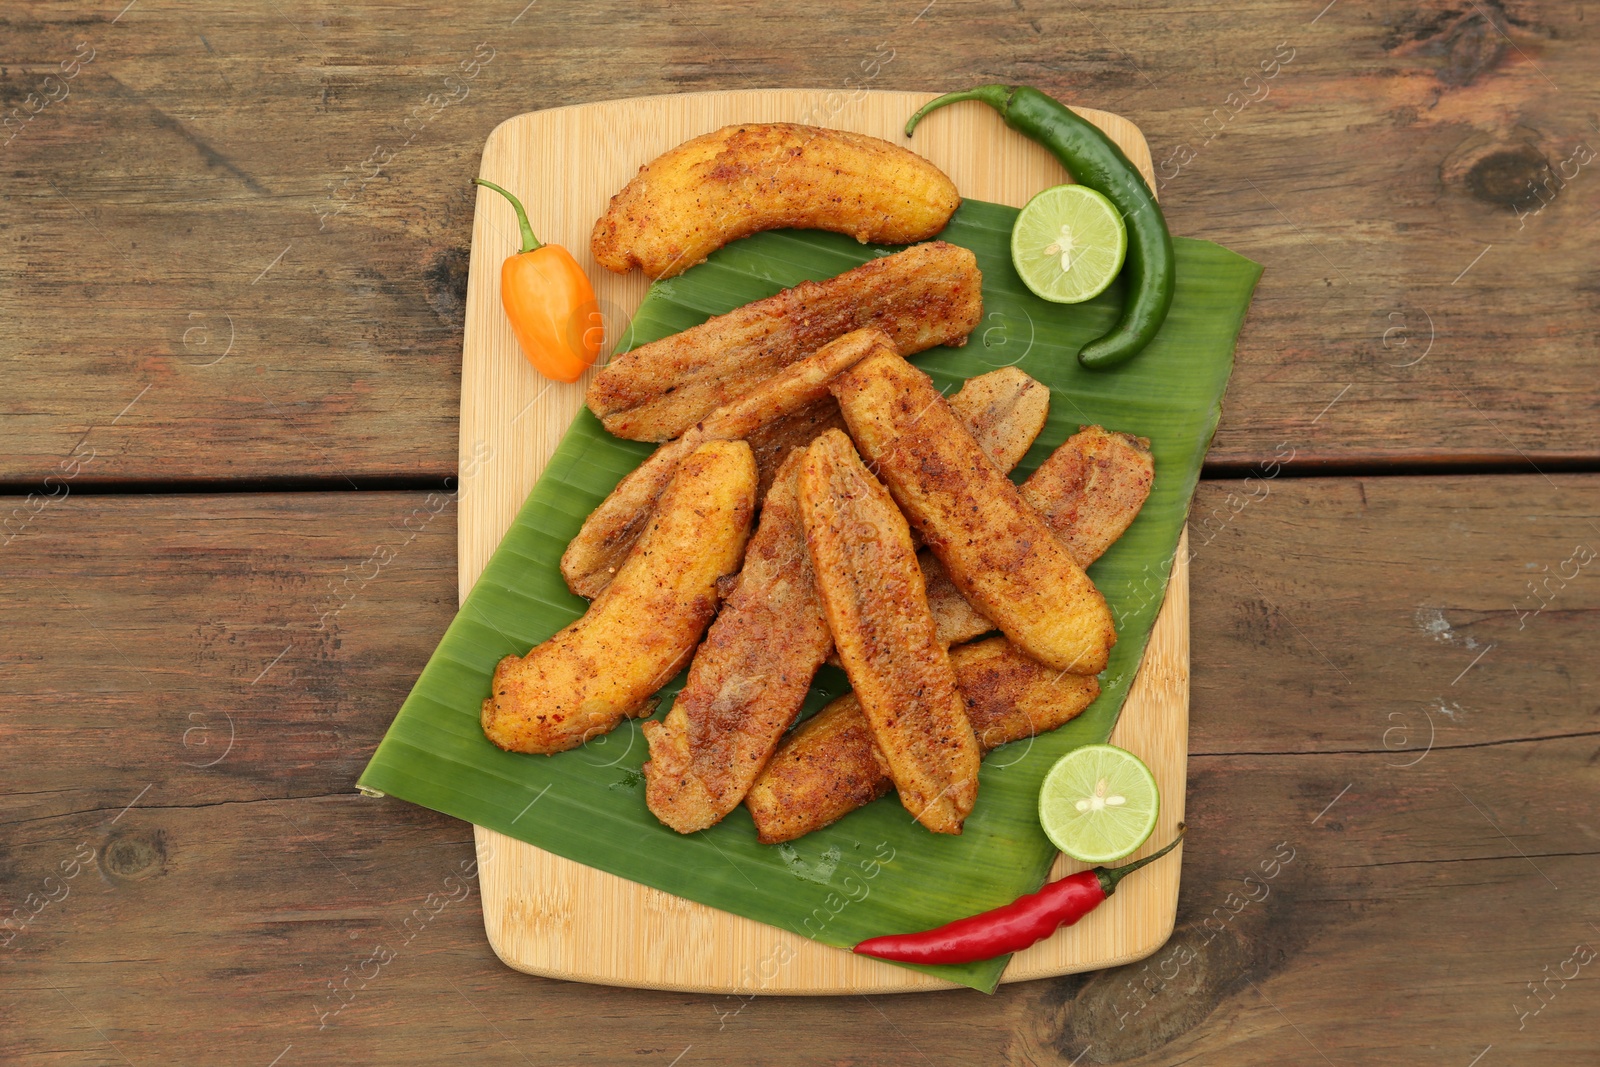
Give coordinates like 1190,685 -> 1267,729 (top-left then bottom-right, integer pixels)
0,491 -> 462,810
4,1 -> 1599,485
457,88 -> 1183,994
1187,473 -> 1600,756
2,477 -> 1596,1062
1006,741 -> 1600,1067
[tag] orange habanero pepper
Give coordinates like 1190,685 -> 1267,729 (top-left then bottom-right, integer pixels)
472,178 -> 602,383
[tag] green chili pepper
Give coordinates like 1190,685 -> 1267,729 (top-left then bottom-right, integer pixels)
906,85 -> 1176,370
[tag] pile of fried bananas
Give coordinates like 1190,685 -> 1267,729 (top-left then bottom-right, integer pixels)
481,124 -> 1156,843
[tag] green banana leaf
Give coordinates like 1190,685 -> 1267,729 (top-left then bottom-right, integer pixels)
359,199 -> 1261,993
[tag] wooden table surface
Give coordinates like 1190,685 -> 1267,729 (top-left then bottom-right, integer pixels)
3,2 -> 1596,1065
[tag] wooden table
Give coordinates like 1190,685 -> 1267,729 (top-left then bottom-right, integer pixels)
4,2 -> 1596,1064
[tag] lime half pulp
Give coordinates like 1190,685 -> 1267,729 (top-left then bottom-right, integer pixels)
1038,743 -> 1159,863
1010,184 -> 1128,304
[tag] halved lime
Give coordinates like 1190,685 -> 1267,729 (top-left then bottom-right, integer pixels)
1039,744 -> 1159,863
1011,184 -> 1128,304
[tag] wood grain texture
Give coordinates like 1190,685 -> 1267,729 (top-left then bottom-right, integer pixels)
461,89 -> 1180,993
4,0 -> 1599,1060
1,478 -> 1596,1063
3,1 -> 1597,485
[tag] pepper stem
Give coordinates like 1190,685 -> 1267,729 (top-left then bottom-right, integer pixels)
472,178 -> 541,253
1094,823 -> 1187,897
904,85 -> 1018,137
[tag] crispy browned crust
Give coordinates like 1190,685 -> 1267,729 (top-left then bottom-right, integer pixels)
1023,426 -> 1155,567
561,328 -> 888,600
949,366 -> 1051,473
751,365 -> 1050,505
798,429 -> 980,835
922,424 -> 1155,646
558,436 -> 700,601
745,637 -> 1101,844
641,450 -> 833,833
591,123 -> 960,280
832,351 -> 1116,675
745,692 -> 891,844
823,367 -> 1051,658
954,638 -> 1099,755
923,552 -> 998,648
480,441 -> 756,755
586,241 -> 982,442
746,396 -> 849,502
821,550 -> 996,659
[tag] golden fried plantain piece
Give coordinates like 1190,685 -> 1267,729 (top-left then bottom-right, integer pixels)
816,366 -> 1051,659
922,424 -> 1156,647
799,429 -> 980,835
746,637 -> 1101,844
642,450 -> 833,833
587,241 -> 982,442
833,351 -> 1116,675
561,328 -> 887,600
923,552 -> 998,648
954,638 -> 1100,754
591,123 -> 960,280
751,363 -> 1049,520
900,365 -> 1053,546
481,441 -> 756,755
746,395 -> 849,502
948,366 -> 1051,473
745,694 -> 887,846
640,373 -> 1065,830
1022,426 -> 1155,567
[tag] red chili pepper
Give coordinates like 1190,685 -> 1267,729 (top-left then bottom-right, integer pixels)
853,825 -> 1186,965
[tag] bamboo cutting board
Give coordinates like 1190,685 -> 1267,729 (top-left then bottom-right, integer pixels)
459,90 -> 1188,994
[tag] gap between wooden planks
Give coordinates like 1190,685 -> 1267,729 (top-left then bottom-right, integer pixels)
459,90 -> 1187,993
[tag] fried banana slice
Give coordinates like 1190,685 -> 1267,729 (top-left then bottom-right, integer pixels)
481,441 -> 756,755
641,366 -> 1054,827
746,637 -> 1101,844
833,351 -> 1116,675
923,552 -> 997,648
751,363 -> 1049,517
561,328 -> 887,600
591,123 -> 960,280
642,450 -> 832,833
948,366 -> 1050,473
921,369 -> 1056,643
587,241 -> 982,442
923,425 -> 1156,648
1023,426 -> 1155,567
799,429 -> 980,835
746,395 -> 848,502
745,694 -> 886,846
807,365 -> 1051,659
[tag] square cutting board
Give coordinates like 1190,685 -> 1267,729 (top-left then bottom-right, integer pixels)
458,89 -> 1188,994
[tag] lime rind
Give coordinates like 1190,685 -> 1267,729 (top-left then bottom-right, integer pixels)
1038,743 -> 1159,863
1010,184 -> 1128,305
